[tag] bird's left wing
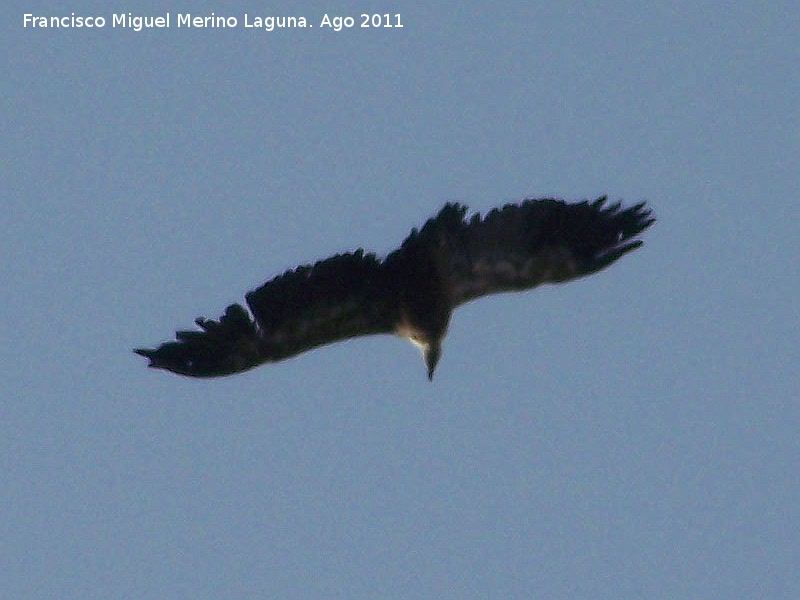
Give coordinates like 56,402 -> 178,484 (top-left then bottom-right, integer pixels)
432,197 -> 654,307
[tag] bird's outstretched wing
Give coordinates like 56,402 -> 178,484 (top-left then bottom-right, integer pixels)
432,197 -> 654,307
135,251 -> 397,377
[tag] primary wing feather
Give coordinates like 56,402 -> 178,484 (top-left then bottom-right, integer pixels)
438,197 -> 654,307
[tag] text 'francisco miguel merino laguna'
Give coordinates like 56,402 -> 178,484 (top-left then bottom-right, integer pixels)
23,13 -> 404,32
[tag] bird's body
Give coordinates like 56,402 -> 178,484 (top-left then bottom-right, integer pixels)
135,196 -> 654,379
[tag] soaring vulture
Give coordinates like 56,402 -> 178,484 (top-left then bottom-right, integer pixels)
135,196 -> 654,380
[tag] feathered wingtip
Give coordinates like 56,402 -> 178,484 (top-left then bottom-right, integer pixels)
134,304 -> 264,377
590,197 -> 655,268
601,197 -> 654,237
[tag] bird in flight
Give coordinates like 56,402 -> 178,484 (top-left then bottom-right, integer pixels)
135,196 -> 654,380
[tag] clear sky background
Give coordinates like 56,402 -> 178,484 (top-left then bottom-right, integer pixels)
3,2 -> 798,598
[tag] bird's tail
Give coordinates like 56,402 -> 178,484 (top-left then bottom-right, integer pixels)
134,304 -> 265,377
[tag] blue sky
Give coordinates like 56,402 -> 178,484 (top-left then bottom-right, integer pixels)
3,2 -> 798,598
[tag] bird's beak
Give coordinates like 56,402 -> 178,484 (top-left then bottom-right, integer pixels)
425,341 -> 441,381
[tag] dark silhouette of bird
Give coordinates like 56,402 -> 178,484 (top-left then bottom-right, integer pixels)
135,196 -> 654,380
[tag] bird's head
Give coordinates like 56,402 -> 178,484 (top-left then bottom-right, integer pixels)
403,332 -> 442,381
423,339 -> 442,381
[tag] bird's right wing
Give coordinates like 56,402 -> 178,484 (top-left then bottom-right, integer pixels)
135,251 -> 397,377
